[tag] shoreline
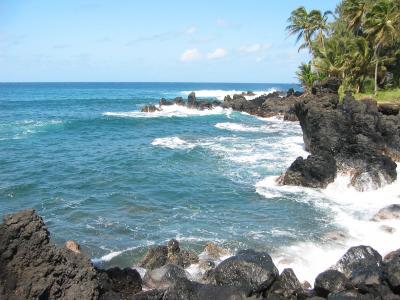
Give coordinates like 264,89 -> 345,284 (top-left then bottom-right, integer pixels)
2,208 -> 400,299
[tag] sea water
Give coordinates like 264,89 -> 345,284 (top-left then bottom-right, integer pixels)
1,82 -> 399,284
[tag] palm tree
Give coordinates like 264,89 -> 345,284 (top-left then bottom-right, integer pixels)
341,0 -> 369,32
296,62 -> 318,93
287,7 -> 332,54
286,7 -> 314,53
308,10 -> 332,50
364,0 -> 400,95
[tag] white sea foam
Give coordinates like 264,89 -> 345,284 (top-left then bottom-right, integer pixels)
92,246 -> 140,264
103,104 -> 230,119
151,137 -> 196,150
215,122 -> 279,133
180,89 -> 277,101
256,164 -> 400,284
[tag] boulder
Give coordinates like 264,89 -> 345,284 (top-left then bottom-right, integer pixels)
163,278 -> 246,300
139,246 -> 168,270
98,267 -> 142,299
143,264 -> 188,289
383,249 -> 400,293
0,209 -> 100,300
266,268 -> 303,299
372,204 -> 400,221
282,153 -> 337,189
314,270 -> 350,297
335,246 -> 383,287
206,249 -> 279,295
131,289 -> 165,300
327,290 -> 375,299
139,240 -> 199,271
203,242 -> 229,259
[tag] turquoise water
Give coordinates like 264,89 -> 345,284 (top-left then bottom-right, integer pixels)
1,82 -> 355,280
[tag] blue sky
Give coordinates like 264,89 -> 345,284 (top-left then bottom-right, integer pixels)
0,0 -> 339,83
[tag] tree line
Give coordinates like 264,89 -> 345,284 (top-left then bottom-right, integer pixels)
287,0 -> 400,95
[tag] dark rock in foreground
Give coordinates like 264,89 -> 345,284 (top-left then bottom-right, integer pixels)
3,209 -> 400,299
0,209 -> 144,300
205,249 -> 279,295
143,264 -> 188,289
0,209 -> 101,299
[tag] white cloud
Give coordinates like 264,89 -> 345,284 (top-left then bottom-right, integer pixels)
207,48 -> 227,60
184,26 -> 197,35
180,48 -> 202,62
239,43 -> 261,53
239,43 -> 272,53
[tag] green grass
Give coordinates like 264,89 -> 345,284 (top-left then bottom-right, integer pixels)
354,88 -> 400,104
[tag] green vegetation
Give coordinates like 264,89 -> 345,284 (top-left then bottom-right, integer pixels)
287,0 -> 400,99
354,88 -> 400,103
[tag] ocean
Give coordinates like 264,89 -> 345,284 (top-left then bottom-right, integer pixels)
1,82 -> 399,283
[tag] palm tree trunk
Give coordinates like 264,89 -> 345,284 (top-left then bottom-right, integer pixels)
374,59 -> 378,96
374,43 -> 381,96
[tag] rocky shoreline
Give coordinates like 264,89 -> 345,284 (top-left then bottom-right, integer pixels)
141,80 -> 400,192
2,209 -> 400,299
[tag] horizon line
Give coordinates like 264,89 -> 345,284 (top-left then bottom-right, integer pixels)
0,81 -> 300,85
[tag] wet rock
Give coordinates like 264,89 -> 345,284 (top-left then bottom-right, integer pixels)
203,242 -> 229,259
0,209 -> 100,300
314,270 -> 350,297
143,264 -> 188,290
180,249 -> 199,267
380,225 -> 396,233
163,278 -> 247,300
171,97 -> 185,106
282,153 -> 337,188
287,92 -> 399,191
302,281 -> 312,290
223,94 -> 249,111
139,246 -> 168,270
335,246 -> 383,287
372,204 -> 400,221
159,97 -> 185,107
383,249 -> 400,293
187,92 -> 197,108
65,240 -> 81,253
141,105 -> 160,112
198,259 -> 215,273
206,249 -> 279,295
139,240 -> 198,270
98,267 -> 142,299
323,231 -> 348,244
266,268 -> 303,299
327,290 -> 375,299
131,289 -> 165,300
